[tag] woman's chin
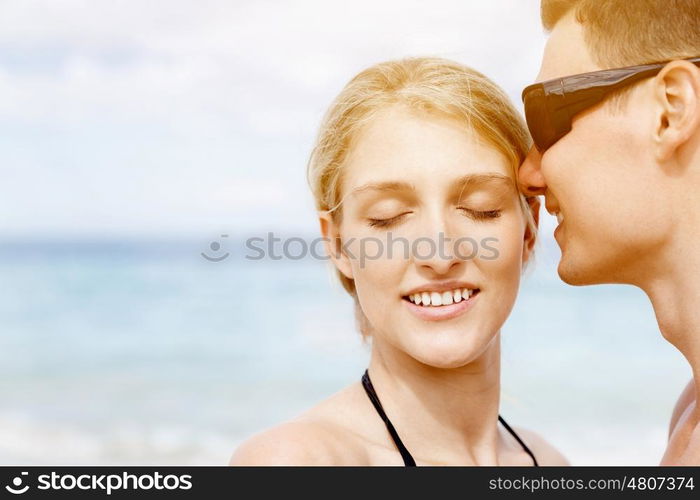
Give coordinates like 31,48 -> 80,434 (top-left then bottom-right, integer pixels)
403,330 -> 493,369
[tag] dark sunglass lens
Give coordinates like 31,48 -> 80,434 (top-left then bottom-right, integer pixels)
523,87 -> 556,152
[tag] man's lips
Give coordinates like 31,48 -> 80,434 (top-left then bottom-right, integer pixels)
545,202 -> 564,226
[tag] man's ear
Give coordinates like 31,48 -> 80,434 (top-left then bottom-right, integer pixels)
653,60 -> 700,163
318,211 -> 354,281
522,196 -> 540,265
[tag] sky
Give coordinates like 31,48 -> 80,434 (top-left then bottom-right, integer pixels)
0,0 -> 550,239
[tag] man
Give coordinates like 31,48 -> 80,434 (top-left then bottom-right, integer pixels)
518,0 -> 700,464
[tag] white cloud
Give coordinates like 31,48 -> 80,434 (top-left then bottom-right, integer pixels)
0,0 -> 546,236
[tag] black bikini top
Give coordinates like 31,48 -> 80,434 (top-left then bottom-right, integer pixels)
361,369 -> 539,466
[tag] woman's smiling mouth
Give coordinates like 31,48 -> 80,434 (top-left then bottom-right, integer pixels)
405,287 -> 478,306
401,284 -> 481,321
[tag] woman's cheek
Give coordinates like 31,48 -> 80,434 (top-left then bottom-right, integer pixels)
346,235 -> 405,291
476,217 -> 526,276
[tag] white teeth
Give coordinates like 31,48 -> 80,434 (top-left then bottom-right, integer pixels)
556,212 -> 564,224
407,287 -> 478,307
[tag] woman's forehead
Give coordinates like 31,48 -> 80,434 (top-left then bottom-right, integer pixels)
341,107 -> 514,195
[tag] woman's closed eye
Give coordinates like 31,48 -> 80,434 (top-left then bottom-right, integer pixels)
367,207 -> 501,228
458,207 -> 502,221
367,212 -> 412,228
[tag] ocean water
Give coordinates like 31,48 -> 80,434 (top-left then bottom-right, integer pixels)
0,238 -> 689,465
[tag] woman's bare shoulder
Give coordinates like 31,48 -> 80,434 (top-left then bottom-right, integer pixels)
229,383 -> 373,466
228,419 -> 347,465
513,427 -> 570,466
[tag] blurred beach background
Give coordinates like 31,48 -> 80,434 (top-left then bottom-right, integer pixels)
0,0 -> 690,465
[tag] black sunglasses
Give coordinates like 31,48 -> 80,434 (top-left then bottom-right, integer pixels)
521,56 -> 700,153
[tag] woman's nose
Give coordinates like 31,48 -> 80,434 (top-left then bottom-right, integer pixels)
518,147 -> 547,196
413,219 -> 464,276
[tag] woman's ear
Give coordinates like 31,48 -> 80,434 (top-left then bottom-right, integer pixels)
653,60 -> 700,163
319,211 -> 354,281
522,196 -> 540,265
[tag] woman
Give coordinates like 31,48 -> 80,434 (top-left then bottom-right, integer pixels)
231,57 -> 568,466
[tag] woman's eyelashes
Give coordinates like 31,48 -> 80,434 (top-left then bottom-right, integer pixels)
367,212 -> 411,228
366,208 -> 501,229
458,207 -> 502,221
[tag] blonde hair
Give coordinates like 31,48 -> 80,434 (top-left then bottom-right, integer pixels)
306,57 -> 536,333
541,0 -> 700,67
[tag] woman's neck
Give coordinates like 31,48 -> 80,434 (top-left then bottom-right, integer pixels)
366,333 -> 502,465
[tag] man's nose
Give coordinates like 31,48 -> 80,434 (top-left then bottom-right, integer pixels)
518,147 -> 547,196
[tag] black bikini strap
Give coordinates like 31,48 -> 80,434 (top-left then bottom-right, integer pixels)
361,370 -> 538,467
497,414 -> 539,466
361,369 -> 417,466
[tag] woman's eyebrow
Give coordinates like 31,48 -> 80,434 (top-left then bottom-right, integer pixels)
454,173 -> 515,197
347,174 -> 513,199
349,181 -> 416,197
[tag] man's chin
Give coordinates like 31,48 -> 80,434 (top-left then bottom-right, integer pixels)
557,254 -> 603,286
